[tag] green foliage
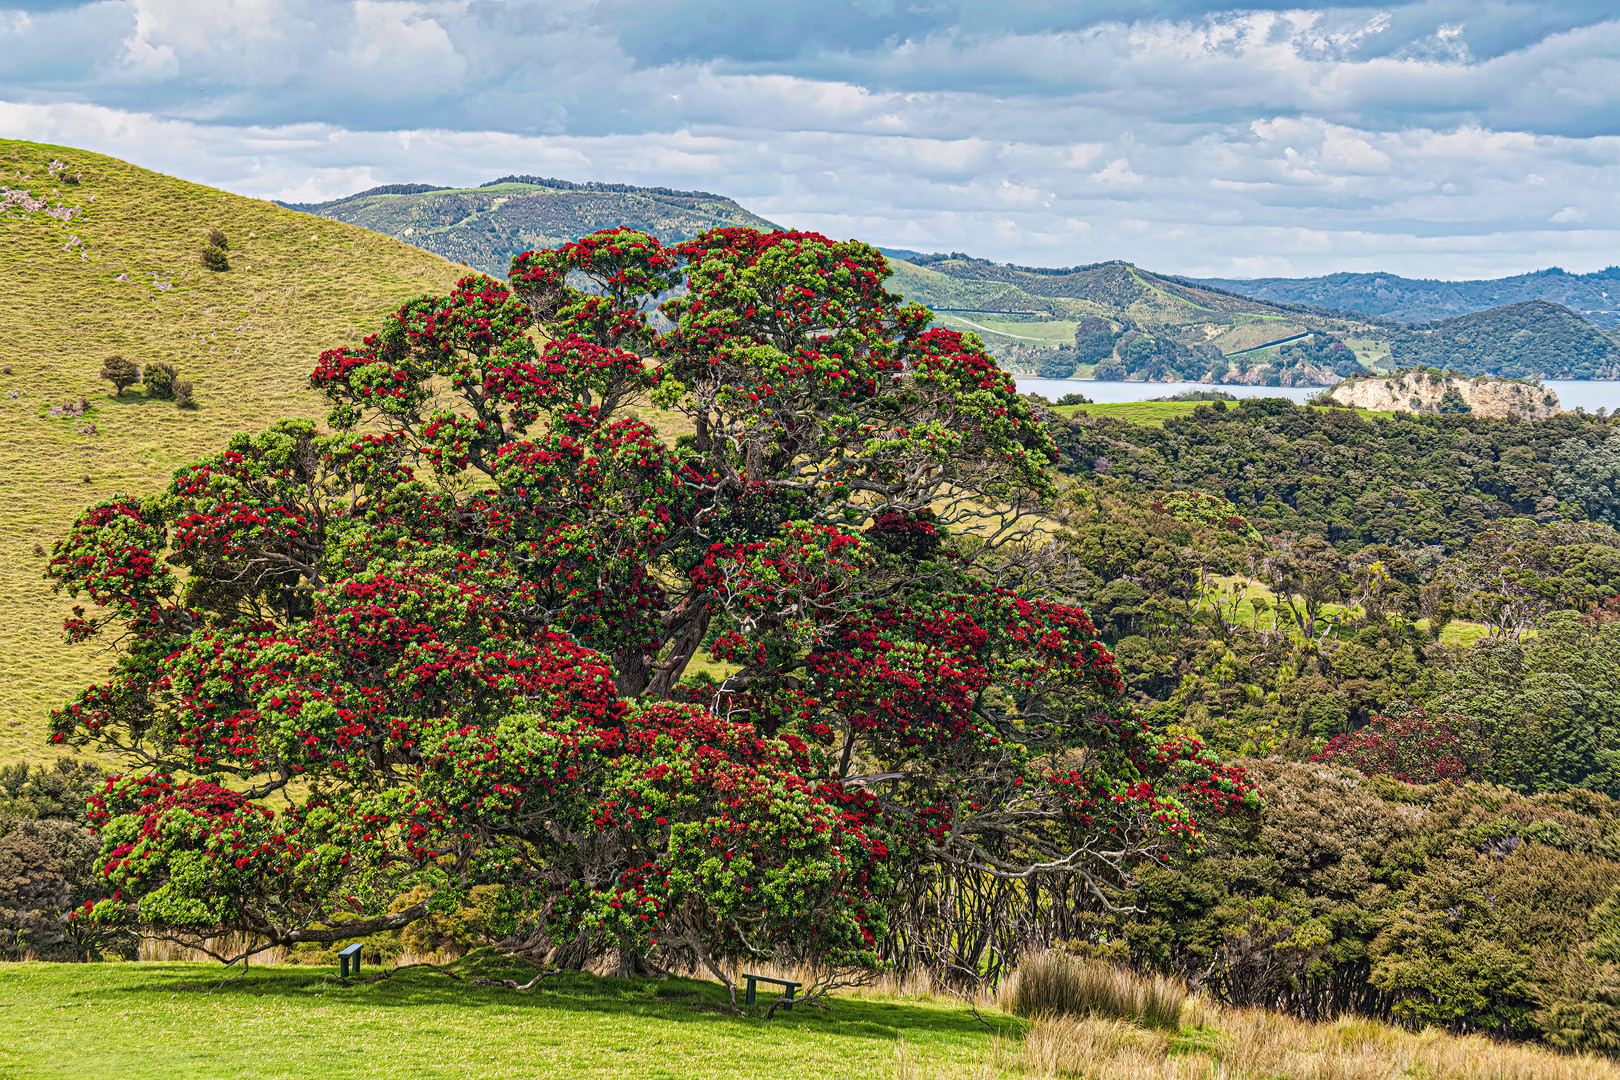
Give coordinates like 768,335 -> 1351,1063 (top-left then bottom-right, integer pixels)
0,755 -> 104,823
1047,399 -> 1620,550
1439,385 -> 1473,413
1087,759 -> 1620,1042
198,243 -> 229,272
1035,350 -> 1078,379
0,756 -> 126,961
170,378 -> 194,408
140,360 -> 177,400
1554,432 -> 1620,529
205,227 -> 227,251
1051,488 -> 1445,753
1432,613 -> 1620,799
97,355 -> 138,396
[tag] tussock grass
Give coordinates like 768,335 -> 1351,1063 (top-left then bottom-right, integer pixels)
0,139 -> 464,762
896,995 -> 1620,1080
1001,951 -> 1186,1030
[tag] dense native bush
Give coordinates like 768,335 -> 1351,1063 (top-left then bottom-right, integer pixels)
1045,398 -> 1620,550
1430,612 -> 1620,799
1080,759 -> 1620,1046
0,757 -> 131,960
170,378 -> 195,408
44,228 -> 1256,991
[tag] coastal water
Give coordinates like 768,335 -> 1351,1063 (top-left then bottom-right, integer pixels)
1016,377 -> 1620,412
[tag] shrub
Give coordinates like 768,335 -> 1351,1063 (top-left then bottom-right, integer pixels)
98,355 -> 139,396
1312,710 -> 1471,784
199,244 -> 229,272
1004,951 -> 1185,1029
171,379 -> 195,408
141,361 -> 178,400
1057,392 -> 1093,405
206,227 -> 228,250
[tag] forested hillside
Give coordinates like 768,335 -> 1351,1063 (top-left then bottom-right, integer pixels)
1386,300 -> 1620,379
285,176 -> 779,279
1201,265 -> 1620,329
1048,397 -> 1620,547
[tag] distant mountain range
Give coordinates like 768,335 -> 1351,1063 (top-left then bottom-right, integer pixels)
281,176 -> 779,278
1196,267 -> 1620,330
282,180 -> 1620,383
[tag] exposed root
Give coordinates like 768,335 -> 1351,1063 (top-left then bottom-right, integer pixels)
472,968 -> 563,992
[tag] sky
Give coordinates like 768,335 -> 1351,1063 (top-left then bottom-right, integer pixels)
2,1 -> 1619,279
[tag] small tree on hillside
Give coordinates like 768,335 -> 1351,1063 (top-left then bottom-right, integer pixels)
98,356 -> 139,396
141,361 -> 178,400
198,241 -> 228,272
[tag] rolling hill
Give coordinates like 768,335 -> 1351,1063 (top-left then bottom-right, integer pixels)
885,254 -> 1378,385
0,138 -> 465,761
1198,265 -> 1620,329
886,253 -> 1620,385
1386,299 -> 1620,379
284,176 -> 781,279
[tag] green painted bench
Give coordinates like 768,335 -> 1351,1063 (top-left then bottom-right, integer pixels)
338,943 -> 363,978
743,973 -> 800,1010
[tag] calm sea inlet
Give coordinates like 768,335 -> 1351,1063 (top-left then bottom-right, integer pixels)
1014,378 -> 1620,413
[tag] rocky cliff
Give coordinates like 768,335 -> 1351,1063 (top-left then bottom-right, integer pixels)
1326,372 -> 1560,419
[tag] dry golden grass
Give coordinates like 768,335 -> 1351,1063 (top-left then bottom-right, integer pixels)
1002,951 -> 1186,1030
0,139 -> 464,762
888,955 -> 1618,1080
893,1001 -> 1620,1080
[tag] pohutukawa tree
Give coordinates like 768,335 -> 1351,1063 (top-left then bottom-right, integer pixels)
48,228 -> 1257,995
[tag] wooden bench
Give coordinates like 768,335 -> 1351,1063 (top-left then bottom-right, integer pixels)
742,973 -> 800,1010
338,943 -> 363,978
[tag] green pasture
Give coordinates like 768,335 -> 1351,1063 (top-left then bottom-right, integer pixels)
0,960 -> 1003,1080
1049,400 -> 1396,427
935,314 -> 1080,345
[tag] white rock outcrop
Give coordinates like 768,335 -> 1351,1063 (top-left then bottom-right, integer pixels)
1326,372 -> 1559,419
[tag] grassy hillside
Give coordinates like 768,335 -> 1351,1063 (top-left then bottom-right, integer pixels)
0,139 -> 465,762
287,177 -> 781,280
1201,265 -> 1620,329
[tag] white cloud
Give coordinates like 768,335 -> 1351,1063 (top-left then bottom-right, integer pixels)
1091,158 -> 1142,185
2,2 -> 1619,278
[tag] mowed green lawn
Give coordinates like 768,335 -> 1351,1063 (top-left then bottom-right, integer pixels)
0,960 -> 1006,1080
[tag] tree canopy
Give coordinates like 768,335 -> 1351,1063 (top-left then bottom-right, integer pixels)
46,228 -> 1256,991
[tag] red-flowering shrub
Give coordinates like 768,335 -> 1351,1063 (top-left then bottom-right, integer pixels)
1311,710 -> 1472,784
45,228 -> 1256,988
